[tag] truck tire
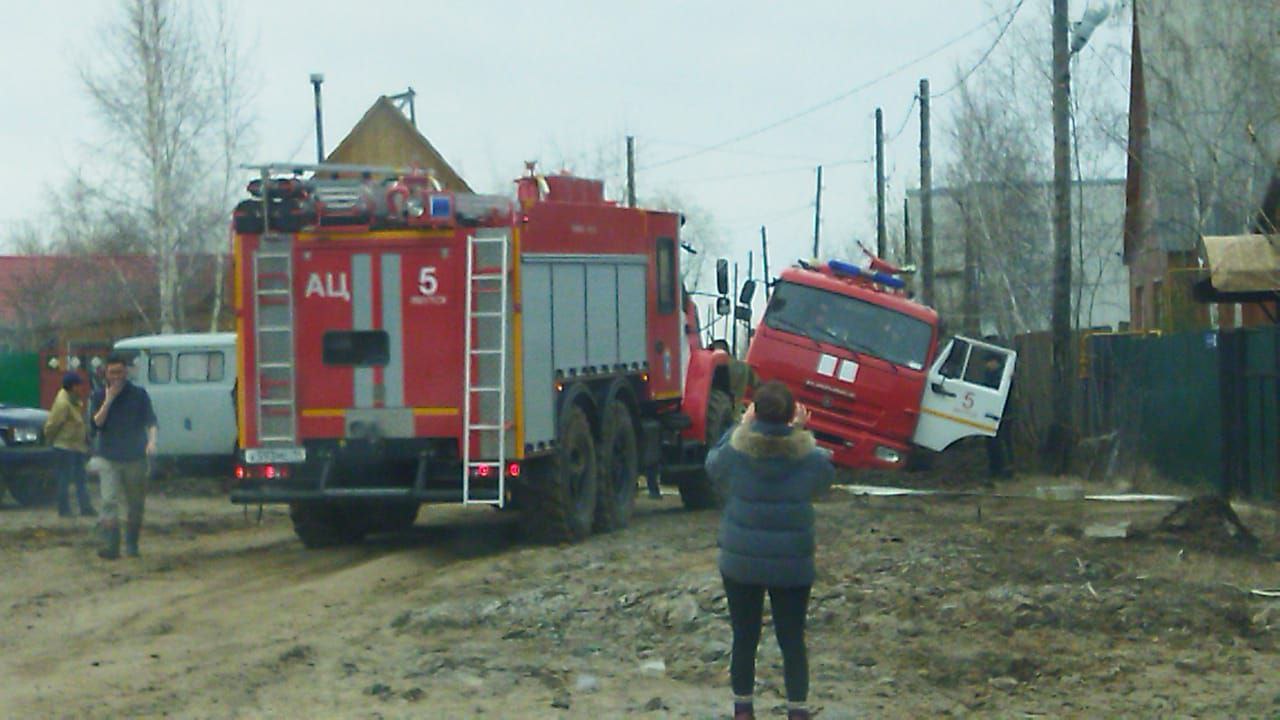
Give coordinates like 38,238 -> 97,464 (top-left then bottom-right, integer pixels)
678,388 -> 734,510
288,501 -> 369,548
5,469 -> 57,507
594,400 -> 638,532
519,403 -> 598,543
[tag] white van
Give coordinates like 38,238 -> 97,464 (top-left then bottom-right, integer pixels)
112,333 -> 237,468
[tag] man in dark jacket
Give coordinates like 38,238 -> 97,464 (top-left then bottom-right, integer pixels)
89,352 -> 158,559
706,381 -> 834,720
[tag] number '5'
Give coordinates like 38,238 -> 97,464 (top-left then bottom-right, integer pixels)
418,267 -> 438,296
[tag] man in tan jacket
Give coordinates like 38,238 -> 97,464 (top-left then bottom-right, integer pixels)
45,372 -> 95,518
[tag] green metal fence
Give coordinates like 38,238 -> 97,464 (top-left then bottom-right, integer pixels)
1087,331 -> 1224,489
1220,327 -> 1279,500
0,352 -> 40,407
1086,327 -> 1279,499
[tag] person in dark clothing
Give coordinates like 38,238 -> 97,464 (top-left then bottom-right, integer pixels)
89,352 -> 158,559
981,352 -> 1013,479
706,381 -> 834,720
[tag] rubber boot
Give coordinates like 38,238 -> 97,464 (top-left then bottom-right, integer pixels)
125,521 -> 141,558
786,708 -> 811,720
97,523 -> 120,560
733,704 -> 755,720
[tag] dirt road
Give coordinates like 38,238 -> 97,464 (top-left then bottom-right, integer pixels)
1,479 -> 1277,718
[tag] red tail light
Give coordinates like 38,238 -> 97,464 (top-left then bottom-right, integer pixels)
507,462 -> 521,478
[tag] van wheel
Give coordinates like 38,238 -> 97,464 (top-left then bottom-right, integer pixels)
289,501 -> 369,548
679,389 -> 734,510
519,403 -> 598,543
594,400 -> 638,532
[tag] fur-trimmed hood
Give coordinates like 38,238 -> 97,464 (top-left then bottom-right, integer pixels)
729,422 -> 816,459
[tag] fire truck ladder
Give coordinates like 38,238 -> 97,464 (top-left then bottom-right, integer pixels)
253,234 -> 298,447
462,232 -> 509,506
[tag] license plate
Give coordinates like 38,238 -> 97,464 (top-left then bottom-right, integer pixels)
244,447 -> 306,464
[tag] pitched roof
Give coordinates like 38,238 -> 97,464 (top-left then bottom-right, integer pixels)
324,96 -> 472,192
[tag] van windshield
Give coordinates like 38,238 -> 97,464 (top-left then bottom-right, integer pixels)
763,280 -> 933,370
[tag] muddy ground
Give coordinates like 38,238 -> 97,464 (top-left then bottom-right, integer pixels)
1,473 -> 1278,719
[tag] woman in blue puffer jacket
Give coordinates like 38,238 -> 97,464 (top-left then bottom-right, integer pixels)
706,380 -> 834,720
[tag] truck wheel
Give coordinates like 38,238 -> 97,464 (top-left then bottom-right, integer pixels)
288,501 -> 369,548
678,388 -> 734,510
519,403 -> 598,543
594,400 -> 638,532
5,469 -> 57,507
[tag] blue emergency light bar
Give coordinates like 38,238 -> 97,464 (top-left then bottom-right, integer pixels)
430,195 -> 453,218
828,258 -> 906,289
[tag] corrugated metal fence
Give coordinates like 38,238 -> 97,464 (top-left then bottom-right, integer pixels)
1082,327 -> 1278,499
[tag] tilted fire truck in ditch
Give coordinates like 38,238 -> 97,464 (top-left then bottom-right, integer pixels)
745,254 -> 1017,471
229,163 -> 736,546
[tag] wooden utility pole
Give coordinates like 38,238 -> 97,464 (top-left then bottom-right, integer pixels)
760,226 -> 771,300
1048,0 -> 1074,472
963,214 -> 980,335
625,135 -> 637,208
919,79 -> 935,306
903,197 -> 912,265
812,165 -> 823,258
875,107 -> 887,258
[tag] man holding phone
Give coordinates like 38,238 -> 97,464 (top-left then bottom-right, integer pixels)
89,352 -> 158,560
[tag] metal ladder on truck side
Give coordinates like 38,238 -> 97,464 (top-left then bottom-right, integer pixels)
462,231 -> 509,505
252,233 -> 299,447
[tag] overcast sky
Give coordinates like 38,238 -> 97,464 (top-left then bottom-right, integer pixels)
1,1 -> 1128,277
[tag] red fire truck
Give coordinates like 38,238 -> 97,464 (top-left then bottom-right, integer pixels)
745,255 -> 1016,470
229,163 -> 736,546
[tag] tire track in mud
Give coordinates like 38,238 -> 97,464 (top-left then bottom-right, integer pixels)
0,501 -> 533,719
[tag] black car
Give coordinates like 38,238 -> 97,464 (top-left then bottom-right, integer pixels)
0,403 -> 57,506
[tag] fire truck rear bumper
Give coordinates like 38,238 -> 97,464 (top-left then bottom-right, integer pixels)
230,485 -> 494,504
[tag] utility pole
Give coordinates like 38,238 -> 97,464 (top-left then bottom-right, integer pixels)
919,79 -> 934,307
875,107 -> 887,258
1049,0 -> 1074,472
963,214 -> 980,335
310,73 -> 325,164
903,197 -> 912,266
812,165 -> 823,258
760,226 -> 771,300
625,135 -> 637,208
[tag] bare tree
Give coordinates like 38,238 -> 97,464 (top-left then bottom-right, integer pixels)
1141,2 -> 1280,244
80,0 -> 252,334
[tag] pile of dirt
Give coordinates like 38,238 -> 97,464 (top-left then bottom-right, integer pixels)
1154,495 -> 1259,552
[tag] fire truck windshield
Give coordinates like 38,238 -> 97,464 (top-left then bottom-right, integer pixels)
762,281 -> 933,370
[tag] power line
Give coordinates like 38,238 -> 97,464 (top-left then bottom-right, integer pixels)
884,94 -> 919,145
644,137 -> 824,163
638,5 -> 1023,172
666,156 -> 872,187
933,0 -> 1027,97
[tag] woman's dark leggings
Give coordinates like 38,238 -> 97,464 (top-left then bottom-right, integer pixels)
722,575 -> 811,702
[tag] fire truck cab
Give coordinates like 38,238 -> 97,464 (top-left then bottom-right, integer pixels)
230,163 -> 734,546
745,257 -> 1016,470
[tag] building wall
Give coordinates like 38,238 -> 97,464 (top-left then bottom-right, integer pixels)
1128,1 -> 1280,330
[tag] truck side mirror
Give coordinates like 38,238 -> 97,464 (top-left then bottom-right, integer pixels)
716,259 -> 729,296
716,297 -> 731,316
738,279 -> 756,304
